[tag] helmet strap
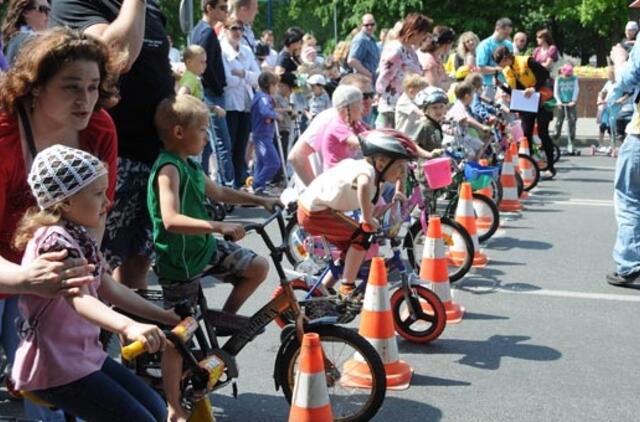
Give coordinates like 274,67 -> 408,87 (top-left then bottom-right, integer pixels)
372,158 -> 396,204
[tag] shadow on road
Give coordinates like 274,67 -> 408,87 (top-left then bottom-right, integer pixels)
560,177 -> 613,184
522,207 -> 562,213
400,335 -> 562,371
455,270 -> 541,296
459,311 -> 510,321
485,236 -> 553,251
374,395 -> 443,421
408,372 -> 472,388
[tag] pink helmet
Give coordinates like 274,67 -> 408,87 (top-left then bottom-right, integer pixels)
560,63 -> 574,77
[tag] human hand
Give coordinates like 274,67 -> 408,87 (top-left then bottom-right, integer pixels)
20,250 -> 94,298
392,190 -> 407,203
261,197 -> 283,213
523,88 -> 535,98
487,116 -> 496,125
430,148 -> 443,158
568,102 -> 575,107
163,309 -> 181,326
218,222 -> 245,241
360,218 -> 379,232
123,322 -> 166,354
232,68 -> 246,78
210,105 -> 226,118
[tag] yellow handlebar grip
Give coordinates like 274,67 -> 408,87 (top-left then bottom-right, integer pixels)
121,340 -> 146,361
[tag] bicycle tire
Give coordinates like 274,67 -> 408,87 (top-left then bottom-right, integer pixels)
445,193 -> 499,243
276,324 -> 386,422
284,215 -> 307,266
553,144 -> 561,163
272,278 -> 324,328
515,171 -> 524,198
405,216 -> 474,283
517,154 -> 541,192
489,177 -> 503,206
389,285 -> 446,343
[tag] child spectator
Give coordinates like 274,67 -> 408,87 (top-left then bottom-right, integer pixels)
465,72 -> 499,125
12,145 -> 177,421
275,72 -> 297,161
298,130 -> 417,294
395,73 -> 429,140
149,95 -> 279,420
553,63 -> 579,154
251,71 -> 282,194
307,74 -> 331,120
446,82 -> 488,158
178,45 -> 225,116
323,58 -> 342,98
596,67 -> 616,150
413,87 -> 448,155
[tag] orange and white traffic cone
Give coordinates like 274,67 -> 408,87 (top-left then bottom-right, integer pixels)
453,183 -> 488,267
420,216 -> 464,323
517,138 -> 534,199
288,333 -> 333,422
341,257 -> 413,390
498,148 -> 522,213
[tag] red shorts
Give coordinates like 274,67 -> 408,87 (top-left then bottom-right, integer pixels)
297,206 -> 368,253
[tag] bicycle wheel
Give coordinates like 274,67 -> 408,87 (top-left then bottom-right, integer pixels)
284,215 -> 308,266
405,216 -> 473,283
272,278 -> 324,328
472,193 -> 500,242
515,171 -> 524,198
517,154 -> 541,191
553,144 -> 561,163
389,285 -> 446,343
276,324 -> 386,422
489,177 -> 503,206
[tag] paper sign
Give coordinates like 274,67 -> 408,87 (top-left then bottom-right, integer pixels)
510,89 -> 540,113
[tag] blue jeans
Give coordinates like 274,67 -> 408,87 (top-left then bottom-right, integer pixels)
252,135 -> 280,190
204,92 -> 235,187
226,110 -> 252,188
613,135 -> 640,276
34,357 -> 166,422
0,296 -> 19,364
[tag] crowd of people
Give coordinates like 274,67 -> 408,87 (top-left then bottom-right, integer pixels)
0,0 -> 639,420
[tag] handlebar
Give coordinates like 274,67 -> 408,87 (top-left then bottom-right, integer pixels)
222,206 -> 286,255
121,316 -> 199,361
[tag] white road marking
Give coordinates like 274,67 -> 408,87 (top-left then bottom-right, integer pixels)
526,197 -> 614,207
500,288 -> 640,302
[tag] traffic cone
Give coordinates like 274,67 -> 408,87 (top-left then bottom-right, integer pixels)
498,148 -> 522,212
341,257 -> 413,390
451,183 -> 488,267
420,216 -> 464,323
288,333 -> 333,422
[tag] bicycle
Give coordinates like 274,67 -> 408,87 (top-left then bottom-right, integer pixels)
115,208 -> 387,422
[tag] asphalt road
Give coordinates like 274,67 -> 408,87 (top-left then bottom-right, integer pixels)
2,152 -> 638,421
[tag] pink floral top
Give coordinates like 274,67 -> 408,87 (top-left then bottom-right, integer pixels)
376,40 -> 422,113
532,46 -> 559,67
418,51 -> 449,89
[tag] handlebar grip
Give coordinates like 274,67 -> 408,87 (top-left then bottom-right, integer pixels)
121,340 -> 146,361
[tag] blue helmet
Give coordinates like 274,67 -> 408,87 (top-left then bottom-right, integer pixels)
414,87 -> 449,109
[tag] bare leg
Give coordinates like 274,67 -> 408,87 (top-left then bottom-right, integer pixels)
112,255 -> 151,289
222,257 -> 268,314
162,347 -> 189,422
342,247 -> 366,285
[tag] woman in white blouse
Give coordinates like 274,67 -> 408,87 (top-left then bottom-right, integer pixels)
221,16 -> 260,188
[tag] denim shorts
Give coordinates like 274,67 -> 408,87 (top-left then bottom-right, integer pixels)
102,158 -> 155,268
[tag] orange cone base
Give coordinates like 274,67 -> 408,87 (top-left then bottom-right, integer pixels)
444,301 -> 464,324
476,218 -> 492,230
446,251 -> 467,266
341,359 -> 413,391
472,251 -> 488,268
289,405 -> 333,422
499,200 -> 522,212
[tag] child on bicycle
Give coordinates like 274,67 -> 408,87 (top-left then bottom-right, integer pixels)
149,95 -> 280,421
297,129 -> 418,295
12,145 -> 179,421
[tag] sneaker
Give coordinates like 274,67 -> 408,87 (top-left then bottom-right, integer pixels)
541,169 -> 556,180
606,271 -> 640,286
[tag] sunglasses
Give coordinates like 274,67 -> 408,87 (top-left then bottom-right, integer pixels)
229,26 -> 244,32
363,23 -> 376,27
30,4 -> 50,14
363,92 -> 375,100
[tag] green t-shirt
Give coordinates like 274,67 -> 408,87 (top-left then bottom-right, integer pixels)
148,151 -> 216,283
179,69 -> 204,100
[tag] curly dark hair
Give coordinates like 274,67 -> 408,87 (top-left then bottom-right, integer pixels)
0,27 -> 121,115
1,0 -> 36,45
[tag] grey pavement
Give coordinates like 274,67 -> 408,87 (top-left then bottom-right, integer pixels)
2,153 -> 639,421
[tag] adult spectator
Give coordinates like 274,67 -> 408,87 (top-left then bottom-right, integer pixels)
532,29 -> 559,71
418,25 -> 455,89
260,29 -> 278,69
333,40 -> 352,75
221,16 -> 260,188
377,28 -> 389,51
347,13 -> 381,82
476,17 -> 513,99
0,28 -> 118,418
376,13 -> 433,128
606,39 -> 640,286
621,21 -> 638,53
1,0 -> 50,64
191,0 -> 235,187
275,26 -> 303,75
513,31 -> 528,54
51,0 -> 175,290
450,31 -> 479,71
288,74 -> 375,185
494,46 -> 556,179
229,0 -> 258,53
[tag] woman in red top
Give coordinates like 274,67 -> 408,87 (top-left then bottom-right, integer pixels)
0,28 -> 119,381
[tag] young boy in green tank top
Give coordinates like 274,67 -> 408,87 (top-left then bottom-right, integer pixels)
147,95 -> 279,421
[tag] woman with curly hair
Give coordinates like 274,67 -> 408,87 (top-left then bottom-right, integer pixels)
0,29 -> 120,413
1,0 -> 50,65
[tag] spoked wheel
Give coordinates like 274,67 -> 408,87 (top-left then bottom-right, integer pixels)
517,154 -> 541,191
284,216 -> 308,266
405,216 -> 474,283
272,278 -> 324,328
535,143 -> 560,171
488,177 -> 503,206
445,193 -> 500,243
277,325 -> 386,422
389,285 -> 446,343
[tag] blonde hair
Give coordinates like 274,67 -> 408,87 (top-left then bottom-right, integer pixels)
182,44 -> 206,62
456,31 -> 479,60
464,72 -> 483,89
155,95 -> 210,145
402,73 -> 428,93
333,41 -> 351,63
13,205 -> 64,251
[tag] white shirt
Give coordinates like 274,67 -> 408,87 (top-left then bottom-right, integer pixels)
299,159 -> 376,212
266,48 -> 278,68
220,39 -> 260,112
